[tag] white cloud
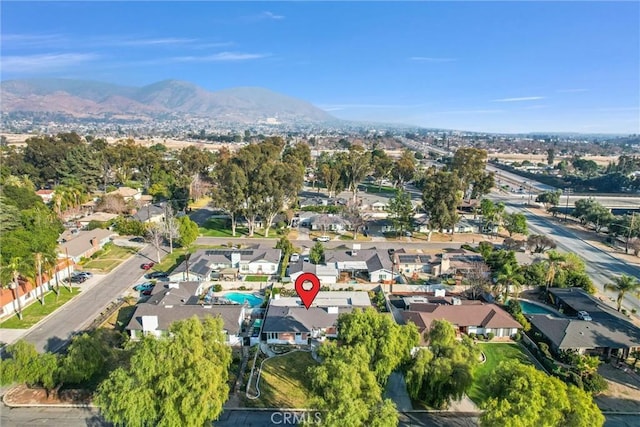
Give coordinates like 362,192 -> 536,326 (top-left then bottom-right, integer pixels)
262,11 -> 285,20
170,52 -> 270,62
492,96 -> 545,102
1,53 -> 100,73
1,33 -> 66,48
116,37 -> 197,46
409,56 -> 457,63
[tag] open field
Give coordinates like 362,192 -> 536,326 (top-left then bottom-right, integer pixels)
245,351 -> 318,408
80,244 -> 138,273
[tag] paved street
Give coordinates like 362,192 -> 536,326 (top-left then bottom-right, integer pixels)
494,194 -> 640,313
17,244 -> 166,353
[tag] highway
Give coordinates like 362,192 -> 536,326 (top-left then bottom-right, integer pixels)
494,192 -> 640,314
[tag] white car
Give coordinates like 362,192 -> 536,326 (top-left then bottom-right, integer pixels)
290,253 -> 300,262
316,235 -> 330,242
577,311 -> 592,321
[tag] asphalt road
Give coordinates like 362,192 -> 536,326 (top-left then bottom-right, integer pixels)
20,244 -> 165,353
494,193 -> 640,313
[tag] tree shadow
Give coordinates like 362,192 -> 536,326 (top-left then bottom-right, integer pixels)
44,335 -> 69,353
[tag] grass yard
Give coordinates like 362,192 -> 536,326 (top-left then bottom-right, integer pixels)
246,351 -> 318,408
358,183 -> 398,195
189,196 -> 212,209
244,275 -> 269,282
468,343 -> 534,404
81,244 -> 138,273
200,218 -> 281,239
0,287 -> 80,329
100,299 -> 137,331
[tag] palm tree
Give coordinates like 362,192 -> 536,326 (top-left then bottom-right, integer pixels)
604,274 -> 640,312
544,250 -> 567,293
495,263 -> 525,301
0,257 -> 28,320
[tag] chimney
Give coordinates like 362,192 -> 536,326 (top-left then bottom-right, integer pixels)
451,297 -> 461,306
231,252 -> 241,267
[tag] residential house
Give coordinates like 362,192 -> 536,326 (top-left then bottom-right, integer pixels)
527,288 -> 640,359
309,214 -> 350,232
78,212 -> 120,228
169,246 -> 282,282
131,203 -> 166,223
393,251 -> 450,277
107,187 -> 142,202
125,281 -> 245,345
261,291 -> 371,344
401,301 -> 522,343
289,261 -> 339,285
35,189 -> 55,204
125,282 -> 246,346
324,248 -> 395,283
58,228 -> 115,263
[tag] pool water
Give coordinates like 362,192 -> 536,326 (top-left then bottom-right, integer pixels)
519,300 -> 559,316
224,292 -> 264,307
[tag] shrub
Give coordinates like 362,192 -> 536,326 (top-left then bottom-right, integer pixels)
632,308 -> 637,314
583,373 -> 608,394
538,342 -> 552,358
487,332 -> 495,341
239,285 -> 247,291
512,332 -> 522,341
567,371 -> 584,389
461,244 -> 474,251
468,333 -> 476,340
213,284 -> 223,292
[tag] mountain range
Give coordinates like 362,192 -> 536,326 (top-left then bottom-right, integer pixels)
0,78 -> 336,124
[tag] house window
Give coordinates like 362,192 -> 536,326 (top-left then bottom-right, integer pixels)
241,265 -> 249,272
267,332 -> 278,340
379,274 -> 387,280
295,333 -> 302,340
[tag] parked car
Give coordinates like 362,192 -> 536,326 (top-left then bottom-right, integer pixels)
75,271 -> 93,279
141,262 -> 155,270
146,271 -> 168,279
316,235 -> 330,242
65,274 -> 87,284
134,282 -> 155,292
577,311 -> 592,321
290,253 -> 300,262
130,237 -> 145,243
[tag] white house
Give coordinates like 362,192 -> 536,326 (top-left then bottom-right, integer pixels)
262,291 -> 372,344
125,281 -> 245,346
169,246 -> 282,282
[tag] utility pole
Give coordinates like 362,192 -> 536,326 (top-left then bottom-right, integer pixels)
563,188 -> 572,222
627,212 -> 636,254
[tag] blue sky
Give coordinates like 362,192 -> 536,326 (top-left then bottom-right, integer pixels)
2,1 -> 639,134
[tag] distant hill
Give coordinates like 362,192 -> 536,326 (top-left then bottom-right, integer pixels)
0,78 -> 336,124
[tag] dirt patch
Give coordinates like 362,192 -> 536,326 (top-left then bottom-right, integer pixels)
4,384 -> 93,406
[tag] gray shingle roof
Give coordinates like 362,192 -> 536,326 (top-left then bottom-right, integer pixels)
126,304 -> 243,335
262,306 -> 352,333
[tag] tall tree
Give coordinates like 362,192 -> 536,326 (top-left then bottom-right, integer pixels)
421,171 -> 463,239
391,149 -> 416,187
310,241 -> 325,264
341,145 -> 371,203
480,360 -> 604,427
527,234 -> 557,253
177,216 -> 199,248
370,148 -> 394,190
95,316 -> 231,427
213,161 -> 247,237
386,189 -> 414,235
336,307 -> 419,384
451,148 -> 488,199
604,274 -> 640,312
503,212 -> 528,237
310,344 -> 399,427
495,263 -> 525,301
146,223 -> 164,263
406,320 -> 478,409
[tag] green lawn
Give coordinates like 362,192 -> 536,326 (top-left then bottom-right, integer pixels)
244,275 -> 269,282
246,351 -> 318,408
468,343 -> 534,404
199,218 -> 282,238
358,183 -> 398,194
0,287 -> 80,329
81,244 -> 138,273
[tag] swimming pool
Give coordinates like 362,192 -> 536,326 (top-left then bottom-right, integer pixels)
224,292 -> 264,307
519,300 -> 559,316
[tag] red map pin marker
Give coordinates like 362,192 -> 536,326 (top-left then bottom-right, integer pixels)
294,272 -> 321,310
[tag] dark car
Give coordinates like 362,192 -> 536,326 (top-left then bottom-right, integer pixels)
130,237 -> 145,243
75,271 -> 93,279
146,271 -> 168,279
68,275 -> 87,284
141,262 -> 155,270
